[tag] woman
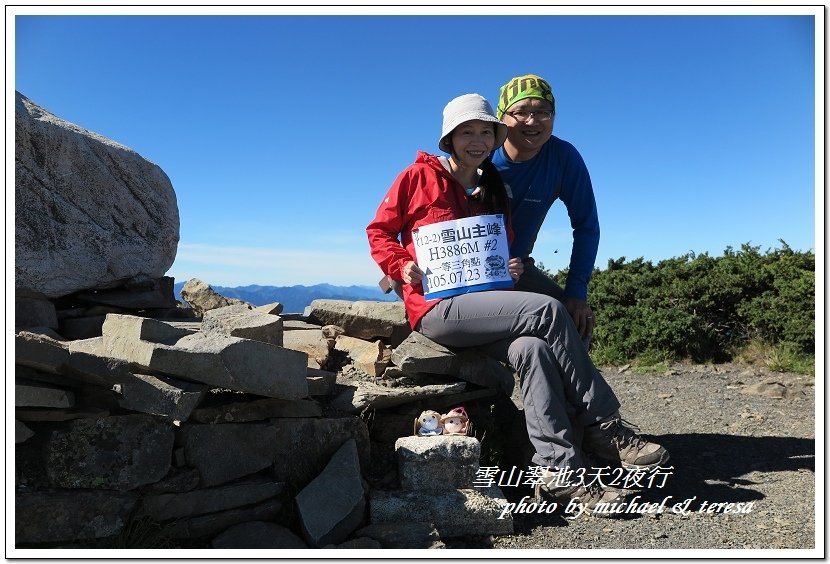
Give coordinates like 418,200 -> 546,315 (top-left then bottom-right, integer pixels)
367,94 -> 669,515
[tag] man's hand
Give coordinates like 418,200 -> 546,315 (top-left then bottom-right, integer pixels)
508,257 -> 524,281
562,296 -> 595,340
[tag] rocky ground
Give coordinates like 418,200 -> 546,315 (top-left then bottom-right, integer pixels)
441,362 -> 818,553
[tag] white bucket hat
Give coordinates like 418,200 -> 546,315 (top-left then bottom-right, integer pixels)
438,93 -> 508,154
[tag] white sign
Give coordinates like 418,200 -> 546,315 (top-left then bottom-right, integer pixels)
412,214 -> 513,300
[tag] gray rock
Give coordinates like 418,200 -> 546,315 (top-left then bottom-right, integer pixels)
15,91 -> 178,299
141,467 -> 201,494
270,417 -> 370,489
179,423 -> 276,487
46,414 -> 174,491
15,382 -> 75,407
396,436 -> 481,491
15,295 -> 58,329
66,336 -> 105,356
304,299 -> 410,346
255,302 -> 284,315
15,330 -> 70,374
180,278 -> 248,316
102,314 -> 309,399
456,349 -> 515,396
212,521 -> 307,549
15,490 -> 139,544
370,486 -> 513,538
15,407 -> 110,422
391,332 -> 458,375
16,420 -> 35,443
741,379 -> 791,399
296,439 -> 366,548
201,304 -> 283,346
116,373 -> 206,422
190,397 -> 321,424
307,367 -> 337,396
140,478 -> 283,522
167,498 -> 283,540
330,380 -> 467,414
283,326 -> 332,369
335,335 -> 389,377
64,345 -> 145,389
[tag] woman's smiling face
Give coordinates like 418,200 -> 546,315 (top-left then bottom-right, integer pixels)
449,120 -> 496,168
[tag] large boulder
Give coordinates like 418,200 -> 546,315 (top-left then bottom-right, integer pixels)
15,91 -> 179,299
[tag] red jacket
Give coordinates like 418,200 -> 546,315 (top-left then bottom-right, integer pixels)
367,151 -> 514,329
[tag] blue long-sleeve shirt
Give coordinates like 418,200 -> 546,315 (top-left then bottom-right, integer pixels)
492,136 -> 599,301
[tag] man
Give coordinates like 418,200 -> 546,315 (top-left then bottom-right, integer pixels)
492,74 -> 599,342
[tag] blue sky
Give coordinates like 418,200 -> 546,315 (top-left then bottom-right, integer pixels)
10,7 -> 821,289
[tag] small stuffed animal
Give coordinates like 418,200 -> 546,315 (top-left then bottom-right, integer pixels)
440,407 -> 470,436
414,410 -> 444,436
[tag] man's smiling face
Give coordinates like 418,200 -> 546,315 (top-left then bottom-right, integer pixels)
503,97 -> 554,161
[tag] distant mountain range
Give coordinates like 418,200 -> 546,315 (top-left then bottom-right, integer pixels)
173,281 -> 400,314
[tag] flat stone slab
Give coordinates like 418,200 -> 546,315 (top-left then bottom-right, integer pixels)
116,373 -> 207,422
15,382 -> 75,408
304,299 -> 409,346
330,380 -> 467,414
391,332 -> 458,375
190,397 -> 322,423
15,490 -> 139,544
140,478 -> 284,522
46,414 -> 174,491
296,439 -> 366,548
166,498 -> 283,540
15,331 -> 70,375
102,314 -> 308,399
370,486 -> 512,538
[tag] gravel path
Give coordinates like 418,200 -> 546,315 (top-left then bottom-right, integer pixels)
451,363 -> 818,553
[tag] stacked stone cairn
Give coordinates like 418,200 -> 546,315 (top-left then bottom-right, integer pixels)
16,284 -> 524,549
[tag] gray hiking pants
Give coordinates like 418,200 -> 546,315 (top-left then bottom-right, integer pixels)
515,257 -> 592,349
418,290 -> 620,471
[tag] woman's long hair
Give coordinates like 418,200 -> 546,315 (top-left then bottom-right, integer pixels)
478,157 -> 511,225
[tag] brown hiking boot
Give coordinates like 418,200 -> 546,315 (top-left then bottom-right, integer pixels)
582,416 -> 670,470
534,470 -> 626,518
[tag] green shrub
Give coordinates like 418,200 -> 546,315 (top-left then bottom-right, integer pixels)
543,242 -> 814,371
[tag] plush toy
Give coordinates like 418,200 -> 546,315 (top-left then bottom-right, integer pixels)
440,406 -> 470,436
414,410 -> 444,436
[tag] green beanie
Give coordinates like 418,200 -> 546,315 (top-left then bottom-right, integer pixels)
496,74 -> 555,120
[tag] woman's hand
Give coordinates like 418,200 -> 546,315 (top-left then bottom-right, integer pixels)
402,261 -> 424,284
508,257 -> 524,282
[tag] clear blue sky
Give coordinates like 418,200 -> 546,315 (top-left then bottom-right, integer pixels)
11,7 -> 820,288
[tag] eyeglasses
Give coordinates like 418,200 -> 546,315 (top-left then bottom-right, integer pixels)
504,110 -> 553,122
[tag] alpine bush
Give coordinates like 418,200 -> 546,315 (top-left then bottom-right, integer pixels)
542,241 -> 815,370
